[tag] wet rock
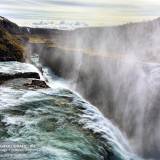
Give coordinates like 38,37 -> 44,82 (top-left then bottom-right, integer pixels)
24,79 -> 49,89
1,78 -> 49,90
0,72 -> 40,82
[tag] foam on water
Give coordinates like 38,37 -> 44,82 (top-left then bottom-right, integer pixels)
41,63 -> 142,160
0,60 -> 143,159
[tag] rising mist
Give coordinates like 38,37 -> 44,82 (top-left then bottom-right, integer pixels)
37,18 -> 160,159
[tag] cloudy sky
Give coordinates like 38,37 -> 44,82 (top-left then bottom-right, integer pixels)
0,0 -> 160,27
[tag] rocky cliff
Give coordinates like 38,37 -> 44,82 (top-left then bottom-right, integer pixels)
0,17 -> 26,61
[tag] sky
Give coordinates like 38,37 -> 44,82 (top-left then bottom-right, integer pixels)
0,0 -> 160,27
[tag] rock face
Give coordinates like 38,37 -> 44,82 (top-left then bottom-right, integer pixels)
0,72 -> 40,81
0,16 -> 21,34
0,28 -> 24,62
0,16 -> 30,62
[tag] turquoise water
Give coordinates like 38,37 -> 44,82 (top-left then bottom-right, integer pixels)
0,88 -> 103,160
0,61 -> 141,160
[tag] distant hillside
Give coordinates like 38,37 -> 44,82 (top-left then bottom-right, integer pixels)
0,17 -> 25,61
0,16 -> 22,34
1,16 -> 160,62
0,16 -> 61,35
0,28 -> 25,61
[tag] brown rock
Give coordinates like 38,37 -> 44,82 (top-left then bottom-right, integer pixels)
24,79 -> 49,89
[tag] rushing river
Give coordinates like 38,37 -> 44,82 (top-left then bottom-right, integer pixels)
0,59 -> 141,160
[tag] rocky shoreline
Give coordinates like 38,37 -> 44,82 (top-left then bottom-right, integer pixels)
0,60 -> 49,90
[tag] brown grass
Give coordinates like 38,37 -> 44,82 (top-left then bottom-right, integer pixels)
0,28 -> 24,61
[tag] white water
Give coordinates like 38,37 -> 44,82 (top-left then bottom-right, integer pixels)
41,64 -> 142,160
0,59 -> 143,159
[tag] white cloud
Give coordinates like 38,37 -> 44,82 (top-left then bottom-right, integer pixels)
0,0 -> 159,26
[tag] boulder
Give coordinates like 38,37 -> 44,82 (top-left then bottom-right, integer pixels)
24,79 -> 49,89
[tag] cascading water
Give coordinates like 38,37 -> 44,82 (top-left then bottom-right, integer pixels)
39,21 -> 160,159
95,57 -> 160,158
72,54 -> 160,159
0,56 -> 143,159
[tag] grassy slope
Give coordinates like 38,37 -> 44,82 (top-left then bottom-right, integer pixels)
0,28 -> 24,62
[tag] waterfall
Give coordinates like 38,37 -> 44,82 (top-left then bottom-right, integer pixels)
39,20 -> 160,159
